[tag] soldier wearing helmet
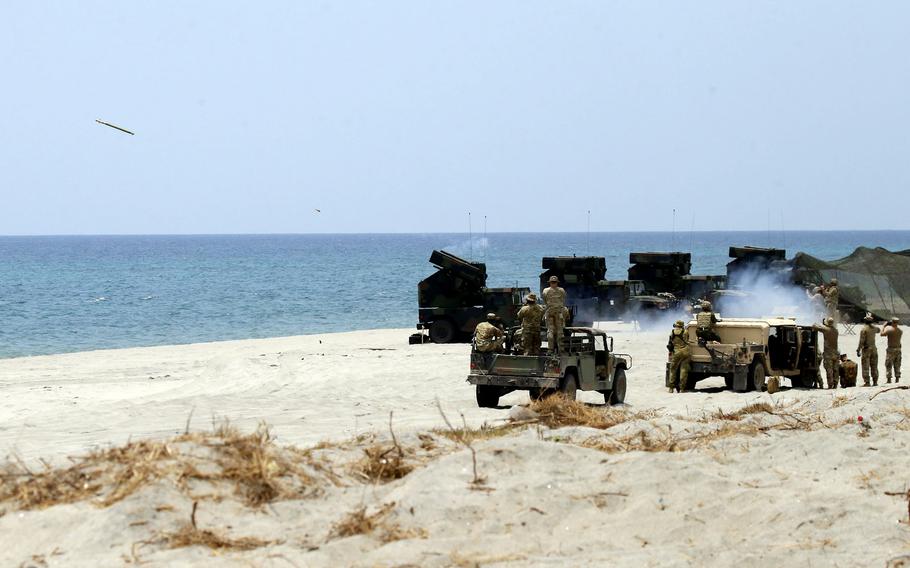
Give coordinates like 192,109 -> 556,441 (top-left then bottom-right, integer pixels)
838,353 -> 858,388
856,313 -> 880,386
542,275 -> 567,353
813,316 -> 840,389
695,301 -> 721,344
516,293 -> 545,355
666,320 -> 691,393
473,313 -> 505,353
880,317 -> 902,383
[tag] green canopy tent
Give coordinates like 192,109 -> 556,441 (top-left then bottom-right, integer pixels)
791,247 -> 910,321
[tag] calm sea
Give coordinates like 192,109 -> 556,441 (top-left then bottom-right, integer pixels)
1,231 -> 908,358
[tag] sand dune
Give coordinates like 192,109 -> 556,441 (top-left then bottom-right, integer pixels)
2,327 -> 909,566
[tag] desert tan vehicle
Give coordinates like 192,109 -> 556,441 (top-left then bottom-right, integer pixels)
666,317 -> 820,392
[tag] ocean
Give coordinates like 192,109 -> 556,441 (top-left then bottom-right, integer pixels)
1,231 -> 908,358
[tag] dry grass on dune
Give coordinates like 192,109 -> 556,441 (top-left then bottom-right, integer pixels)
329,501 -> 427,544
0,423 -> 325,511
528,396 -> 644,430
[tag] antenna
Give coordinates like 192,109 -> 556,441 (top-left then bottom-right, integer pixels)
780,210 -> 786,250
587,210 -> 591,255
689,212 -> 695,251
767,208 -> 771,248
468,212 -> 473,260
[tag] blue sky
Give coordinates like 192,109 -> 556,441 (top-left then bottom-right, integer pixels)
2,1 -> 908,234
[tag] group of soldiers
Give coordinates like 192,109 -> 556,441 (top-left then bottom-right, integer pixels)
807,278 -> 840,322
473,275 -> 568,355
815,314 -> 903,388
666,301 -> 719,392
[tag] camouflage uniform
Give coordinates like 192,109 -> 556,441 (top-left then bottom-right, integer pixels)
542,285 -> 567,353
473,321 -> 504,353
813,321 -> 839,389
667,324 -> 691,392
857,321 -> 880,386
839,357 -> 858,388
882,322 -> 903,383
516,302 -> 545,355
824,284 -> 839,323
695,308 -> 720,343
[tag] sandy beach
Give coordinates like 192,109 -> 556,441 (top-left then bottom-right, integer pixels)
2,325 -> 909,567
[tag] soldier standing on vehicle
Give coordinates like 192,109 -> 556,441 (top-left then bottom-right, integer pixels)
856,313 -> 880,386
542,276 -> 567,353
516,293 -> 545,355
881,317 -> 903,383
473,313 -> 505,353
824,278 -> 839,323
813,317 -> 840,389
695,301 -> 721,344
667,320 -> 691,393
838,353 -> 858,388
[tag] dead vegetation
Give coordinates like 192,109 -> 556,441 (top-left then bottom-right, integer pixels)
0,423 -> 326,511
329,502 -> 426,543
711,402 -> 775,421
529,397 -> 635,430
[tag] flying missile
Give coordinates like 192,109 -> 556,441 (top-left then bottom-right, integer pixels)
95,119 -> 135,135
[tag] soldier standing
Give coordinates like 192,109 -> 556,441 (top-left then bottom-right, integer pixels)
516,293 -> 545,355
881,317 -> 903,383
695,301 -> 721,344
838,353 -> 858,388
667,320 -> 691,393
856,313 -> 880,386
473,313 -> 505,353
813,317 -> 839,389
824,278 -> 839,323
542,276 -> 567,353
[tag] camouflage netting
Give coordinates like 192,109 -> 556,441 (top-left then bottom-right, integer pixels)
791,246 -> 910,320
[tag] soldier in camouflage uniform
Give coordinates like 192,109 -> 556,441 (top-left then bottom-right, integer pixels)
812,317 -> 839,389
667,320 -> 691,393
856,313 -> 880,386
881,317 -> 903,383
473,313 -> 505,353
824,278 -> 839,323
542,276 -> 567,353
838,353 -> 858,388
695,301 -> 721,344
516,293 -> 545,355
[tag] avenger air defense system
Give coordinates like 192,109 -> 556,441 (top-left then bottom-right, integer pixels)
415,250 -> 530,344
627,252 -> 692,296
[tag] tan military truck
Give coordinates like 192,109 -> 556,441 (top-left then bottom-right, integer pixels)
666,317 -> 820,392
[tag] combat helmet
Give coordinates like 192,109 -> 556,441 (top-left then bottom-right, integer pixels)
486,312 -> 499,320
830,278 -> 838,286
700,301 -> 712,311
892,317 -> 900,323
674,320 -> 684,328
548,276 -> 559,283
863,313 -> 874,323
526,293 -> 538,303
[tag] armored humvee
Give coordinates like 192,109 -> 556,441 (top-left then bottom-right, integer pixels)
665,317 -> 819,392
416,250 -> 530,343
467,327 -> 632,407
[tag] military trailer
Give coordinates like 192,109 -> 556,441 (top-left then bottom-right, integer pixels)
467,327 -> 631,407
416,250 -> 530,343
665,317 -> 819,392
628,252 -> 692,296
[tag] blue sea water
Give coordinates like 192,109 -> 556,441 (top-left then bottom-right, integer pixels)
1,231 -> 909,359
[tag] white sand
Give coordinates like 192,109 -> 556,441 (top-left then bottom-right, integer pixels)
1,326 -> 909,566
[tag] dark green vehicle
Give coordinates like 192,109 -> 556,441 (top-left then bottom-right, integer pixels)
467,327 -> 632,408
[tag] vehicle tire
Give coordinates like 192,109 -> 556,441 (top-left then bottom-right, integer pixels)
724,375 -> 734,390
559,373 -> 578,402
528,387 -> 543,401
750,360 -> 766,392
609,368 -> 627,405
476,385 -> 500,408
429,320 -> 456,344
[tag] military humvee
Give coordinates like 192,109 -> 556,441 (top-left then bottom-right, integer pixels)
467,327 -> 632,407
666,317 -> 819,392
